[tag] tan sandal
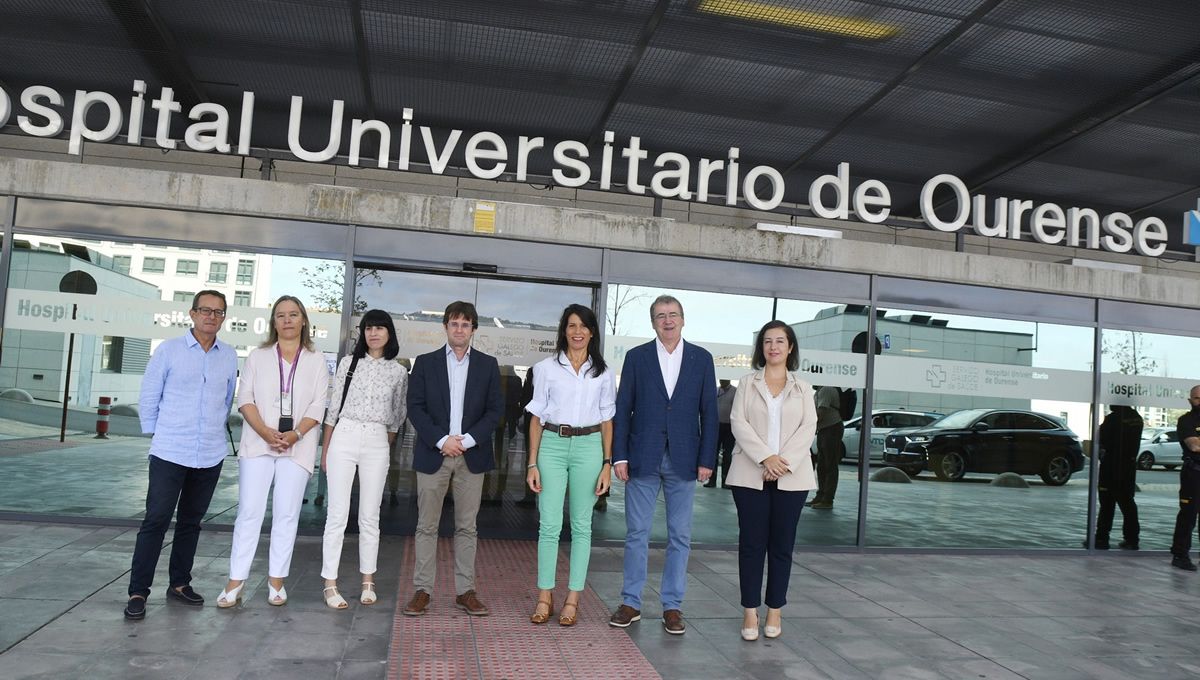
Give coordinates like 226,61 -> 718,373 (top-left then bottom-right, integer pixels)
530,592 -> 554,624
323,585 -> 348,610
360,582 -> 377,606
559,598 -> 579,627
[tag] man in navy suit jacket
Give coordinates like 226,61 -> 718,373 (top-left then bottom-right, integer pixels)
403,301 -> 503,617
608,295 -> 717,635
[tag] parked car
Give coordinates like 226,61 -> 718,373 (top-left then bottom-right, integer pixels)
842,410 -> 943,463
882,408 -> 1084,485
1138,429 -> 1183,470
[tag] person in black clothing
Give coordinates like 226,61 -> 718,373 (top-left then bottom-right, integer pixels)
1166,388 -> 1200,568
1090,405 -> 1142,550
1170,385 -> 1200,571
705,380 -> 736,488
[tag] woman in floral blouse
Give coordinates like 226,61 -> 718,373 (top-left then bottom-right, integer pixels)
320,309 -> 408,609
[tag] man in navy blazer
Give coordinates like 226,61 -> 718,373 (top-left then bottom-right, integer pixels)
609,294 -> 717,635
403,301 -> 503,617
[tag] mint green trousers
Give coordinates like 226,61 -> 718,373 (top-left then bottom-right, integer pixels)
536,431 -> 604,591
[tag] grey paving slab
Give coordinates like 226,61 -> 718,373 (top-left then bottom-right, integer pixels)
9,519 -> 1200,679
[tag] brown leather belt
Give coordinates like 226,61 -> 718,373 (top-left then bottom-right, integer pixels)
544,422 -> 602,438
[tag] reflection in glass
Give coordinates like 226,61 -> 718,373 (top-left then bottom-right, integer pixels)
0,232 -> 343,528
777,299 -> 868,546
869,309 -> 1094,548
1099,329 -> 1200,553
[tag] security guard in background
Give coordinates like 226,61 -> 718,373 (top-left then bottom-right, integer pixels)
1170,385 -> 1200,571
1091,405 -> 1142,550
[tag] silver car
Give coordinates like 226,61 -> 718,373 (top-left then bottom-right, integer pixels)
1138,429 -> 1183,470
843,410 -> 943,464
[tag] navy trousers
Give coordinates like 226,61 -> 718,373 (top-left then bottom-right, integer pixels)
128,455 -> 223,597
732,482 -> 807,609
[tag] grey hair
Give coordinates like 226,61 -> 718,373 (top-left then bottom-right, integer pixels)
649,294 -> 684,320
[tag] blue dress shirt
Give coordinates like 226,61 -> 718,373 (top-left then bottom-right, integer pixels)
138,330 -> 239,468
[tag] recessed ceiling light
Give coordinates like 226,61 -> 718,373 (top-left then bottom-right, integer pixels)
697,0 -> 900,40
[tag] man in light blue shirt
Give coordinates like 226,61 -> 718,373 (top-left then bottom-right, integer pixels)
125,291 -> 239,620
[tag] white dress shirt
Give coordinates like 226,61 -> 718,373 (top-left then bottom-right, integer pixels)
437,344 -> 477,450
524,353 -> 616,426
655,337 -> 685,398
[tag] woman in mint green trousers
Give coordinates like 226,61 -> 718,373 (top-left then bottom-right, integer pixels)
525,304 -> 614,626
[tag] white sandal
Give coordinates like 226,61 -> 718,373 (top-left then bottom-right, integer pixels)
216,582 -> 243,609
267,581 -> 287,606
323,585 -> 348,610
360,582 -> 377,606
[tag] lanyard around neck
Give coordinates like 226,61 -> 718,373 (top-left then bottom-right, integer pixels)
276,344 -> 301,395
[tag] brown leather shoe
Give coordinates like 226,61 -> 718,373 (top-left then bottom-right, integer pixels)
662,609 -> 686,635
402,589 -> 431,616
454,590 -> 490,616
559,597 -> 579,627
608,604 -> 641,628
530,592 -> 554,624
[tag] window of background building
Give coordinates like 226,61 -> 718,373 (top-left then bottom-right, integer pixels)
868,310 -> 1094,549
236,259 -> 254,285
112,255 -> 131,275
101,336 -> 124,372
142,257 -> 165,274
176,259 -> 199,276
234,290 -> 251,306
208,261 -> 228,283
172,291 -> 193,302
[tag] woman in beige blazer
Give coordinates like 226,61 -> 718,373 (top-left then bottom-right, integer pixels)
728,320 -> 818,642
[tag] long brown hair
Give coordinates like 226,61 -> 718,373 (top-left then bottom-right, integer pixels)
261,295 -> 315,351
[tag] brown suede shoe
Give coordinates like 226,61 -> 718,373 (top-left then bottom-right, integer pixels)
402,589 -> 431,617
662,609 -> 686,635
608,604 -> 641,628
454,590 -> 490,616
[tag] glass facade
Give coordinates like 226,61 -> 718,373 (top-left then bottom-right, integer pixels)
1,194 -> 1198,555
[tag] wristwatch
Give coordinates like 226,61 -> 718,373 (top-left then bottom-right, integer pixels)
293,429 -> 304,441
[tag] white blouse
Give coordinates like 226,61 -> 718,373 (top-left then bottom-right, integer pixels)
766,390 -> 785,456
236,344 -> 331,473
525,353 -> 616,427
325,354 -> 409,432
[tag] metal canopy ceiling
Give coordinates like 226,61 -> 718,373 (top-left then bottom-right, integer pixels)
2,0 -> 1200,251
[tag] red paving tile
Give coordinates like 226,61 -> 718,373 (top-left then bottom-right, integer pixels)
389,537 -> 662,680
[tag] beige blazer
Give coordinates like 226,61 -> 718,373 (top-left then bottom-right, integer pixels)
727,370 -> 818,491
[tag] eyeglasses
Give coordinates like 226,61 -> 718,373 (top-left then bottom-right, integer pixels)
652,311 -> 682,323
193,307 -> 227,318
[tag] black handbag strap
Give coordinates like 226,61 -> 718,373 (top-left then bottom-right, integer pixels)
336,354 -> 361,423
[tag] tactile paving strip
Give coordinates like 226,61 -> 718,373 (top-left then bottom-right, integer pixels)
389,537 -> 662,680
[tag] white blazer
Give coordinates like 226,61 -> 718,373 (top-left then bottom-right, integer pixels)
726,370 -> 818,491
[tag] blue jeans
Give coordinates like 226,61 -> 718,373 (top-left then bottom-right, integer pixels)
129,455 -> 223,597
621,456 -> 696,610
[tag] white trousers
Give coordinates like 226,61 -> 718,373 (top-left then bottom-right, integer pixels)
321,419 -> 391,580
229,455 -> 311,580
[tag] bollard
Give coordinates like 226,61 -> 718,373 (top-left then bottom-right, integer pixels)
95,396 -> 111,439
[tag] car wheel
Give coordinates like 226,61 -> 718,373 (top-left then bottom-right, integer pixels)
1165,465 -> 1177,471
1136,452 -> 1154,471
931,452 -> 965,481
1040,455 -> 1073,486
902,466 -> 923,478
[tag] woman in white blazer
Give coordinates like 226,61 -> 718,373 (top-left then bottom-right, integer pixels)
727,320 -> 818,642
217,295 -> 330,608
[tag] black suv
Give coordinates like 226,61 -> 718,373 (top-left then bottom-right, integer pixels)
882,408 -> 1084,485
